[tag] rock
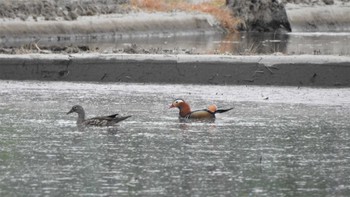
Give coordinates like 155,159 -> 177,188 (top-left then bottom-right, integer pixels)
226,0 -> 291,32
0,48 -> 14,54
123,44 -> 138,54
323,0 -> 334,4
226,0 -> 350,32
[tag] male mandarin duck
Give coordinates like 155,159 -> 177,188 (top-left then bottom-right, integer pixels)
169,99 -> 233,120
67,105 -> 131,126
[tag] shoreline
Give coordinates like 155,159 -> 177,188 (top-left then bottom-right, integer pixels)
0,12 -> 223,43
1,4 -> 349,88
1,53 -> 349,87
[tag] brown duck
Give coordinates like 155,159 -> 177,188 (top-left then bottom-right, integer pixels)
169,99 -> 232,120
67,105 -> 131,126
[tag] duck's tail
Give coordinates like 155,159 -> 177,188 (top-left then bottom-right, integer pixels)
216,108 -> 233,113
115,115 -> 132,123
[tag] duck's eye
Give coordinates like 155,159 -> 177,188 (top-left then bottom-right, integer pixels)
175,101 -> 178,103
73,106 -> 77,110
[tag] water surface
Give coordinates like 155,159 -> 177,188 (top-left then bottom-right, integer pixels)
2,32 -> 350,55
0,80 -> 350,196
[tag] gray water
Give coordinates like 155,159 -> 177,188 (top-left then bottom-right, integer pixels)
1,80 -> 350,196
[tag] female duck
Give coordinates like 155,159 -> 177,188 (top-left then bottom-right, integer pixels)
67,105 -> 131,126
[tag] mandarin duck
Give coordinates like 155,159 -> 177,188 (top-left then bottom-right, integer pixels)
67,105 -> 131,126
169,99 -> 232,120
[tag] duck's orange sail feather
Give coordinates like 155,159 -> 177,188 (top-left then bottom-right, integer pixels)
207,104 -> 218,113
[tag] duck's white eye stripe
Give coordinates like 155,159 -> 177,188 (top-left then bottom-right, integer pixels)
174,99 -> 183,103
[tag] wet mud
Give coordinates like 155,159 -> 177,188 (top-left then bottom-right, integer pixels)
0,54 -> 349,87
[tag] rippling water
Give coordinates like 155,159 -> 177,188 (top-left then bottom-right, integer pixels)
0,80 -> 350,196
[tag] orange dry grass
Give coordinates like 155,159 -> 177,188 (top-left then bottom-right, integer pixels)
131,0 -> 169,11
130,0 -> 240,32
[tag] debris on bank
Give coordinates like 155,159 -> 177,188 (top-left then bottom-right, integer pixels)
0,43 -> 200,55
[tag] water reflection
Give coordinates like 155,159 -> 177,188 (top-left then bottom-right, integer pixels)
1,32 -> 349,55
0,81 -> 350,196
1,32 -> 350,55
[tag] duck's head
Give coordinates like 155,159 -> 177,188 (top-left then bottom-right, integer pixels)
169,99 -> 186,109
67,105 -> 84,115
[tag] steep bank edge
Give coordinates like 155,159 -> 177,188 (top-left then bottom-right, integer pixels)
0,54 -> 349,87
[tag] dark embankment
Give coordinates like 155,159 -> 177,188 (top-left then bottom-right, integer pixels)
0,54 -> 349,87
227,0 -> 350,32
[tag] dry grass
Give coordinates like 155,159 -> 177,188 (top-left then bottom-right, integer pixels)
130,0 -> 241,32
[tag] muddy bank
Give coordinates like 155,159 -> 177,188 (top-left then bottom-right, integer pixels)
285,4 -> 350,32
1,0 -> 349,35
0,54 -> 349,87
0,0 -> 128,21
0,0 -> 225,42
0,12 -> 222,43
